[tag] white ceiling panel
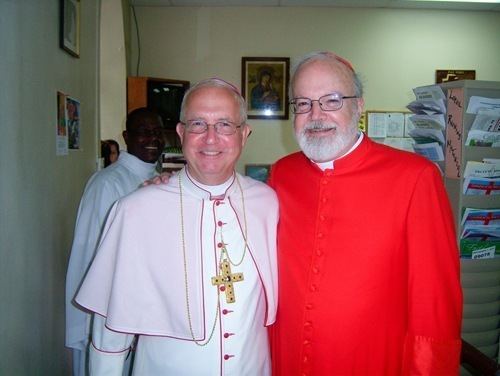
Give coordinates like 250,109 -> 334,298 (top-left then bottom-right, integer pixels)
129,0 -> 500,11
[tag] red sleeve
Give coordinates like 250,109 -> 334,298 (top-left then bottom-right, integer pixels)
402,164 -> 462,375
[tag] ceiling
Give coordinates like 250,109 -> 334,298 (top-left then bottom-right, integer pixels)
129,0 -> 500,11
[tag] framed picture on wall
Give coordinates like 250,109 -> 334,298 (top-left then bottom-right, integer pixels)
245,164 -> 271,183
241,57 -> 290,120
435,70 -> 475,84
60,0 -> 80,57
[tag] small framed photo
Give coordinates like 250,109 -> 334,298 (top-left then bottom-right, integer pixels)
435,70 -> 475,84
60,0 -> 80,57
245,164 -> 271,183
242,57 -> 290,120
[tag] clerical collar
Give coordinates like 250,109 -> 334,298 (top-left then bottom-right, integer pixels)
185,168 -> 234,197
119,151 -> 158,177
313,132 -> 364,171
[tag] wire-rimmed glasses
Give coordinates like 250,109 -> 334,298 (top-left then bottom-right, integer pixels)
290,92 -> 358,114
182,120 -> 243,135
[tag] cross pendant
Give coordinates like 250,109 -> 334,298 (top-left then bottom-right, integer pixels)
211,259 -> 244,303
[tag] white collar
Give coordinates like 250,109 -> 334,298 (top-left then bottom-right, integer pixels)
186,168 -> 234,196
178,167 -> 236,200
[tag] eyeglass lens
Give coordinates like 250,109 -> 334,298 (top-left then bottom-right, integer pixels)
186,120 -> 239,135
291,92 -> 349,114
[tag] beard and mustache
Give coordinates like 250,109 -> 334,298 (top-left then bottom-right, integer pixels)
294,116 -> 360,163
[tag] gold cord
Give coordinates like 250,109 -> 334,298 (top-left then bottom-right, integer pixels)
218,176 -> 248,267
179,173 -> 219,346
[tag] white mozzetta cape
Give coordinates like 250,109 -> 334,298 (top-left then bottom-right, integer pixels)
75,168 -> 278,339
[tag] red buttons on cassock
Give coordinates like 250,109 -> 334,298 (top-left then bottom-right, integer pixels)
224,355 -> 230,360
304,321 -> 312,329
321,197 -> 327,203
215,200 -> 221,206
315,249 -> 323,257
319,215 -> 325,221
317,233 -> 324,239
220,286 -> 226,292
312,267 -> 319,274
310,284 -> 317,292
303,356 -> 308,363
303,339 -> 311,346
217,221 -> 223,227
322,180 -> 328,185
305,303 -> 313,310
224,333 -> 230,338
222,309 -> 229,315
217,242 -> 223,248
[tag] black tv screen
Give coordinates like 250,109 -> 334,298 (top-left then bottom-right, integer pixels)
147,81 -> 187,129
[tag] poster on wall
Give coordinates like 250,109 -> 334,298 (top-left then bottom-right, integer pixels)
56,91 -> 68,156
66,96 -> 81,150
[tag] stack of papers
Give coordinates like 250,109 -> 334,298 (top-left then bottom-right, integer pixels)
406,85 -> 446,162
463,159 -> 500,195
465,108 -> 500,147
460,208 -> 500,259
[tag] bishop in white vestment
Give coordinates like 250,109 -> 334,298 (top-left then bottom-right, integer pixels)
75,78 -> 279,375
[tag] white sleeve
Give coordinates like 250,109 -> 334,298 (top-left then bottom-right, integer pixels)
89,314 -> 136,376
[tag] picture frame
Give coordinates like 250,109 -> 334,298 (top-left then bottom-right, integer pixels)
60,0 -> 80,58
241,57 -> 290,120
245,164 -> 271,183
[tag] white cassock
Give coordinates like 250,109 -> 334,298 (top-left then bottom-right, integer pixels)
65,151 -> 158,376
75,167 -> 279,376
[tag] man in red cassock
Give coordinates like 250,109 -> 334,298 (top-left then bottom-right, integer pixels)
268,52 -> 462,375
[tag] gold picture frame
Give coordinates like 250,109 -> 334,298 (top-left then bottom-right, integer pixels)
241,57 -> 290,120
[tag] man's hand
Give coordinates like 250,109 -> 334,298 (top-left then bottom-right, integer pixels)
142,172 -> 172,187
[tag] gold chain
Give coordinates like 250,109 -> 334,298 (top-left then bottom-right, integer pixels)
179,173 -> 219,346
218,176 -> 248,267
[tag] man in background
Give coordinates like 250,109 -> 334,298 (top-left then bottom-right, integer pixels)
269,51 -> 462,375
65,107 -> 165,376
74,78 -> 278,375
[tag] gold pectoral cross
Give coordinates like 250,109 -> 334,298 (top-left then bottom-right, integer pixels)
211,259 -> 244,303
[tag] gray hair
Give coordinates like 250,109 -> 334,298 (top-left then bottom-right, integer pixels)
179,78 -> 247,124
289,51 -> 364,99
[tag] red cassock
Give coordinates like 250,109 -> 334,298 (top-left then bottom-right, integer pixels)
268,137 -> 462,376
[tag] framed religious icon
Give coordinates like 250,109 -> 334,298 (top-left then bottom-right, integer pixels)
60,0 -> 81,57
435,70 -> 475,84
241,57 -> 290,120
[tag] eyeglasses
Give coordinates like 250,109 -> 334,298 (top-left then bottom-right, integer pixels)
290,92 -> 358,114
182,120 -> 243,135
128,128 -> 163,138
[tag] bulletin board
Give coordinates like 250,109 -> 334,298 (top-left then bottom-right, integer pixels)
365,110 -> 415,152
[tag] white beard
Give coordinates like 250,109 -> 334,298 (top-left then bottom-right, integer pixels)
295,117 -> 359,162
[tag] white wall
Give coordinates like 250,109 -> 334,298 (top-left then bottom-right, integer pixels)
128,6 -> 500,172
0,1 -> 99,374
100,0 -> 127,148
